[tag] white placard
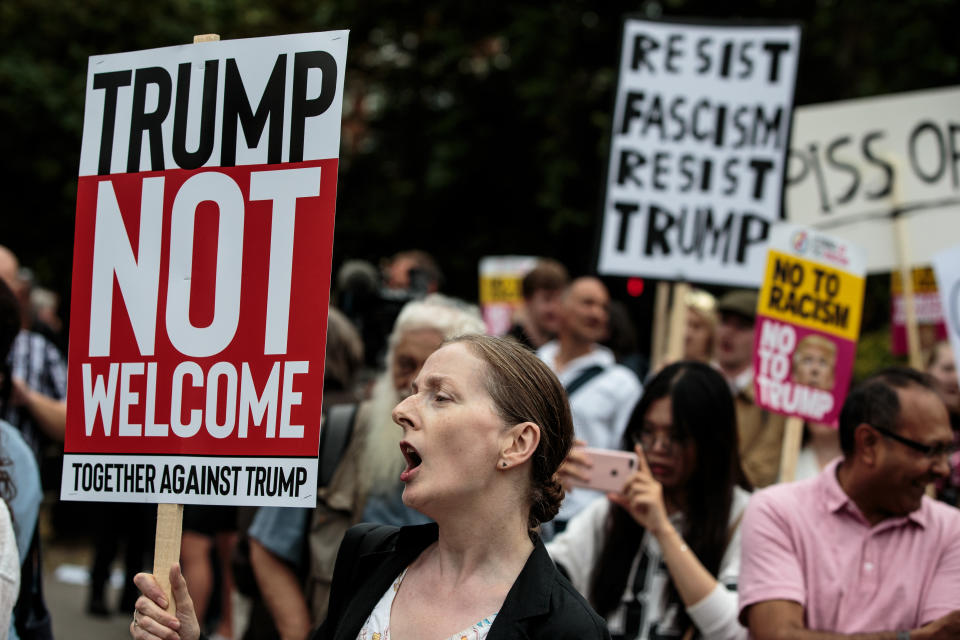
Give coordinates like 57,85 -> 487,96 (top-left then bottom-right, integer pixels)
597,18 -> 801,286
79,31 -> 348,176
786,86 -> 960,273
932,244 -> 960,376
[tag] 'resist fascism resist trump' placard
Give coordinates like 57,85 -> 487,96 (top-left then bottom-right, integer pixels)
753,224 -> 865,425
597,17 -> 801,287
61,31 -> 348,506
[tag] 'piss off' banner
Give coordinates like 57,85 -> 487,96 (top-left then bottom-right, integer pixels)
753,224 -> 865,424
62,31 -> 348,507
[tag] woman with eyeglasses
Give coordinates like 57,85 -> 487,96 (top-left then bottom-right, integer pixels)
548,361 -> 752,640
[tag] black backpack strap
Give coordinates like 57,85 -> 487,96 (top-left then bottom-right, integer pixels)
317,403 -> 359,487
564,365 -> 606,397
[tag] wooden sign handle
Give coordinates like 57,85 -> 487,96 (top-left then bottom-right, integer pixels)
651,281 -> 670,372
894,217 -> 923,369
778,416 -> 804,483
149,32 -> 222,617
152,503 -> 184,615
664,282 -> 690,363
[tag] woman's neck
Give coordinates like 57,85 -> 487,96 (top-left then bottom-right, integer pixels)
428,502 -> 534,587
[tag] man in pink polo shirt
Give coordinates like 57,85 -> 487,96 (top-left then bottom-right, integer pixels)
739,367 -> 960,640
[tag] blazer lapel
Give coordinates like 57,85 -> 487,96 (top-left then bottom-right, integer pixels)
487,538 -> 554,640
333,524 -> 439,640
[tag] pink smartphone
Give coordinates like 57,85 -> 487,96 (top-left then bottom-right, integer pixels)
568,447 -> 639,493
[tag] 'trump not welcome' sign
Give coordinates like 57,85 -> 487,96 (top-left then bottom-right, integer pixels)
62,32 -> 348,506
597,18 -> 801,287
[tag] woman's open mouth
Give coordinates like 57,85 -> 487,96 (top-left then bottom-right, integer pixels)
399,441 -> 422,481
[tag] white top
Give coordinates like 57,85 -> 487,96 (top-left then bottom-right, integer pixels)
547,487 -> 751,640
357,568 -> 498,640
537,342 -> 643,521
0,500 -> 20,640
791,447 -> 822,483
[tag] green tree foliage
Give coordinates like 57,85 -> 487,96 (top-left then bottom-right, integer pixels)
1,0 -> 957,319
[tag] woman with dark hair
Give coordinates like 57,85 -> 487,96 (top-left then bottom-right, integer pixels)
131,335 -> 610,640
549,361 -> 751,640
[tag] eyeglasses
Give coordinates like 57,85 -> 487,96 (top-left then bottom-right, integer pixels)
871,425 -> 958,460
632,427 -> 687,452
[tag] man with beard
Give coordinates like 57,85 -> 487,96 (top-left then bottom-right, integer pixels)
247,295 -> 485,639
740,368 -> 960,639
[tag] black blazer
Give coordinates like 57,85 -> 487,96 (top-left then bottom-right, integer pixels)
313,522 -> 610,640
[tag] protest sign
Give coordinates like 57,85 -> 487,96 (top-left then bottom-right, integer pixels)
891,267 -> 946,356
62,31 -> 348,507
786,86 -> 960,273
478,256 -> 538,336
754,224 -> 865,425
597,17 -> 801,287
932,244 -> 960,378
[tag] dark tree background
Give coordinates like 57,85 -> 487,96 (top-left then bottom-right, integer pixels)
1,0 -> 957,357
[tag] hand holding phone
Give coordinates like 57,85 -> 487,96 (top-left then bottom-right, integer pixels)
566,447 -> 639,494
607,445 -> 672,535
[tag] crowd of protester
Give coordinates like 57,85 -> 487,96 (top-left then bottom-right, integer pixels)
0,243 -> 957,639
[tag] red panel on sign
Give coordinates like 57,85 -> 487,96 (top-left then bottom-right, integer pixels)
65,159 -> 336,458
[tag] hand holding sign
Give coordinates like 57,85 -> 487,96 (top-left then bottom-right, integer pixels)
608,445 -> 672,536
132,564 -> 199,640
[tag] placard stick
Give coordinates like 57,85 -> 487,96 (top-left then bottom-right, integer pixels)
150,32 -> 221,616
152,503 -> 184,614
664,282 -> 690,363
778,416 -> 804,483
894,216 -> 923,369
651,281 -> 670,371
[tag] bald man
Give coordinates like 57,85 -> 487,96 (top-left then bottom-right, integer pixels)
537,277 -> 642,529
0,245 -> 67,456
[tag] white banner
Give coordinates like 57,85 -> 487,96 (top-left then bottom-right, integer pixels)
932,244 -> 960,378
79,31 -> 348,176
597,18 -> 801,286
786,86 -> 960,273
61,454 -> 317,506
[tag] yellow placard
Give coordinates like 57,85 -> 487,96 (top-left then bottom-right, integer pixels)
479,276 -> 524,305
757,250 -> 865,341
891,266 -> 938,295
